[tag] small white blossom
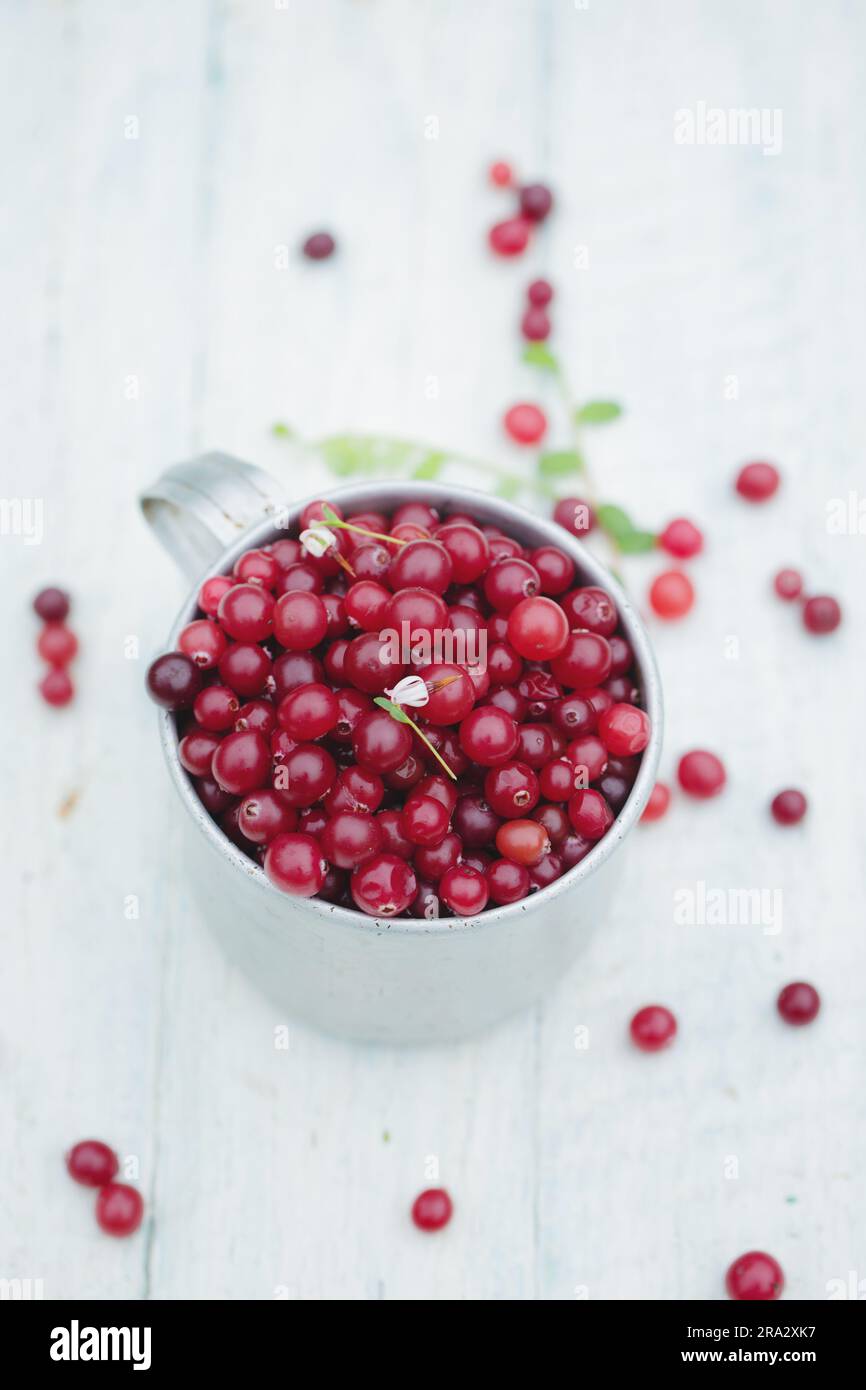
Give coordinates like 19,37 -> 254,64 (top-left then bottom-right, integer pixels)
300,525 -> 336,558
384,675 -> 429,709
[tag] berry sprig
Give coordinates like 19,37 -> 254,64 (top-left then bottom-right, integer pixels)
373,694 -> 458,782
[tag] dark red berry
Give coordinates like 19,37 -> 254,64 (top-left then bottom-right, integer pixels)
218,642 -> 273,697
277,682 -> 339,741
777,981 -> 820,1025
193,685 -> 239,731
678,750 -> 726,798
486,858 -> 531,904
265,832 -> 327,896
212,730 -> 271,795
735,461 -> 779,502
351,853 -> 417,916
725,1252 -> 784,1301
529,545 -> 575,595
521,306 -> 551,341
519,183 -> 553,221
321,812 -> 383,869
238,789 -> 297,845
484,761 -> 539,818
234,547 -> 279,588
770,788 -> 807,825
178,728 -> 222,778
218,584 -> 274,643
411,1188 -> 453,1231
146,652 -> 203,710
273,591 -> 328,650
276,743 -> 337,807
561,585 -> 616,635
802,595 -> 841,634
353,709 -> 413,773
401,794 -> 450,847
302,231 -> 336,260
439,864 -> 489,916
178,618 -> 228,669
459,705 -> 519,766
527,278 -> 553,307
568,788 -> 614,840
66,1139 -> 119,1187
553,497 -> 595,537
388,539 -> 453,595
40,669 -> 74,706
550,632 -> 612,689
96,1183 -> 144,1237
33,586 -> 70,622
630,1005 -> 676,1052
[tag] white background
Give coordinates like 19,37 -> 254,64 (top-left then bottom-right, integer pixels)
1,0 -> 864,1300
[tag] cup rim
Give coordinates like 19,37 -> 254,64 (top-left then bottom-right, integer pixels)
157,480 -> 663,933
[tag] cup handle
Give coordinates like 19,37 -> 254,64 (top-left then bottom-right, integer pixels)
139,452 -> 289,581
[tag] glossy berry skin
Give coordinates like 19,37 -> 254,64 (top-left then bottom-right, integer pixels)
521,306 -> 551,341
725,1252 -> 784,1302
649,570 -> 694,619
550,632 -> 612,690
516,723 -> 554,769
40,669 -> 74,706
325,766 -> 384,816
218,584 -> 274,643
486,858 -> 531,905
553,496 -> 595,537
276,743 -> 337,807
193,685 -> 239,731
529,545 -> 575,595
353,709 -> 413,774
507,596 -> 569,660
388,539 -> 453,595
566,735 -> 608,784
771,789 -> 807,825
302,231 -> 335,260
178,729 -> 222,778
519,182 -> 553,221
527,278 -> 553,306
344,632 -> 405,695
146,653 -> 203,710
454,793 -> 501,848
321,812 -> 383,869
218,642 -> 272,697
401,794 -> 450,847
272,650 -> 323,698
459,705 -> 519,766
735,461 -> 780,502
238,790 -> 297,845
773,567 -> 803,601
212,730 -> 271,795
96,1183 -> 144,1237
418,663 -> 476,725
278,683 -> 339,741
802,595 -> 841,634
351,853 -> 417,916
194,777 -> 235,817
384,588 -> 448,645
234,699 -> 277,738
489,216 -> 532,256
412,1188 -> 453,1231
495,818 -> 550,867
179,618 -> 228,671
484,558 -> 541,614
277,562 -> 323,595
562,585 -> 617,636
439,864 -> 489,916
377,809 -> 415,861
641,781 -> 671,823
34,586 -> 70,621
504,402 -> 547,445
66,1139 -> 119,1187
598,703 -> 651,757
271,591 -> 326,651
344,579 -> 390,632
630,1005 -> 677,1052
678,750 -> 726,799
265,832 -> 328,896
435,522 -> 490,583
198,575 -> 234,616
233,547 -> 279,588
659,518 -> 703,558
38,623 -> 78,666
568,789 -> 614,840
484,762 -> 539,819
539,757 -> 575,802
777,981 -> 820,1025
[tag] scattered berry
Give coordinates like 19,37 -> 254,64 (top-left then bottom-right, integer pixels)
630,1005 -> 677,1052
33,586 -> 70,622
95,1183 -> 144,1237
39,668 -> 74,706
735,461 -> 780,502
489,161 -> 513,187
773,568 -> 803,601
504,402 -> 547,445
802,594 -> 841,635
519,183 -> 553,222
66,1140 -> 119,1187
725,1251 -> 784,1301
641,781 -> 671,823
777,981 -> 820,1025
770,789 -> 807,825
489,216 -> 532,257
649,570 -> 694,619
677,750 -> 726,798
658,518 -> 703,558
411,1188 -> 453,1231
527,278 -> 553,306
553,496 -> 595,537
302,231 -> 335,260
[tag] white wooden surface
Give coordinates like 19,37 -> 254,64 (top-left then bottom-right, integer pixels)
1,0 -> 864,1301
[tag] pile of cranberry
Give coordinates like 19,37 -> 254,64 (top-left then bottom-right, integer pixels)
145,500 -> 651,918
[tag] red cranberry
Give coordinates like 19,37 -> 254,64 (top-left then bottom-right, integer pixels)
66,1139 -> 118,1187
388,539 -> 453,595
198,574 -> 234,616
377,809 -> 415,860
411,1188 -> 453,1231
678,749 -> 726,798
344,579 -> 390,632
486,534 -> 523,563
321,812 -> 383,869
277,683 -> 339,740
725,1252 -> 784,1301
641,781 -> 671,822
178,618 -> 228,669
649,569 -> 694,619
553,496 -> 595,537
460,705 -> 519,766
550,632 -> 612,689
568,788 -> 614,840
560,832 -> 593,868
392,502 -> 439,531
773,567 -> 803,601
413,831 -> 462,882
265,832 -> 328,896
489,216 -> 532,256
566,734 -> 608,783
234,547 -> 279,588
802,594 -> 841,634
38,622 -> 78,666
268,538 -> 303,569
489,160 -> 512,186
539,757 -> 575,801
218,584 -> 274,642
532,803 -> 570,847
736,461 -> 780,502
146,652 -> 203,710
238,789 -> 297,844
272,649 -> 323,697
96,1183 -> 144,1237
322,592 -> 349,638
630,1004 -> 677,1052
276,562 -> 323,595
519,182 -> 553,221
331,688 -> 373,744
40,669 -> 74,706
552,693 -> 596,737
178,728 -> 221,778
414,774 -> 458,815
195,776 -> 235,816
596,772 -> 630,814
770,788 -> 807,825
604,675 -> 639,704
217,642 -> 272,697
486,858 -> 531,904
385,588 -> 449,644
527,278 -> 553,306
385,753 -> 427,793
529,545 -> 575,595
521,306 -> 551,341
561,586 -> 616,635
435,523 -> 490,582
325,766 -> 384,815
607,634 -> 633,677
353,709 -> 413,773
503,402 -> 547,445
302,231 -> 336,260
276,743 -> 337,806
598,703 -> 651,756
273,591 -> 328,650
211,729 -> 271,795
484,762 -> 539,818
516,723 -> 554,769
351,853 -> 416,916
439,864 -> 489,916
529,851 -> 563,890
417,662 -> 475,724
454,793 -> 501,847
401,794 -> 450,847
507,596 -> 569,660
484,558 -> 541,613
777,981 -> 820,1025
234,699 -> 276,738
351,542 -> 391,581
345,632 -> 406,694
495,818 -> 550,867
485,642 -> 521,686
34,586 -> 70,621
659,518 -> 703,558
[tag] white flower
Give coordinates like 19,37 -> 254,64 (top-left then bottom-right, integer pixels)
384,675 -> 429,709
300,525 -> 336,558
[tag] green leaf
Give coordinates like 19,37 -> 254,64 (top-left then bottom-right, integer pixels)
522,342 -> 559,372
575,400 -> 622,425
411,451 -> 446,481
494,475 -> 522,500
271,422 -> 292,438
320,503 -> 342,527
617,529 -> 658,554
537,449 -> 584,479
597,502 -> 657,554
373,696 -> 411,725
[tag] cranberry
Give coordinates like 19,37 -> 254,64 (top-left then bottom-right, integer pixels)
277,683 -> 339,740
552,693 -> 596,737
725,1252 -> 784,1301
238,789 -> 297,844
489,216 -> 532,256
319,866 -> 347,903
486,858 -> 531,904
649,569 -> 694,619
773,567 -> 803,601
566,734 -> 608,783
276,562 -> 323,595
218,584 -> 274,642
343,579 -> 389,632
630,1005 -> 677,1052
596,771 -> 630,814
769,788 -> 807,826
507,596 -> 569,661
198,574 -> 234,616
302,231 -> 336,260
299,806 -> 329,837
435,522 -> 490,583
519,182 -> 553,221
598,703 -> 651,756
532,803 -> 570,847
484,762 -> 539,818
322,592 -> 349,638
553,496 -> 595,537
34,586 -> 70,621
377,809 -> 415,860
658,518 -> 703,558
325,766 -> 385,815
495,818 -> 550,867
568,788 -> 614,840
560,833 -> 593,868
439,863 -> 489,916
736,461 -> 780,502
265,832 -> 328,896
195,776 -> 235,817
234,547 -> 279,588
321,812 -> 383,869
460,705 -> 519,766
385,588 -> 449,645
413,831 -> 462,882
66,1139 -> 118,1187
234,699 -> 277,738
604,675 -> 639,704
146,652 -> 203,710
345,632 -> 406,694
561,586 -> 616,635
353,709 -> 413,773
521,306 -> 551,341
178,618 -> 228,669
40,669 -> 74,706
527,278 -> 553,306
268,539 -> 302,569
484,558 -> 541,614
516,723 -> 554,769
38,622 -> 78,666
211,729 -> 271,795
218,642 -> 272,697
411,1188 -> 453,1231
401,794 -> 450,847
273,591 -> 328,650
539,757 -> 575,801
272,650 -> 323,698
641,781 -> 671,822
529,545 -> 575,595
777,981 -> 820,1025
178,728 -> 221,777
489,160 -> 513,187
352,542 -> 391,581
388,539 -> 453,595
393,502 -> 439,531
802,595 -> 841,634
529,851 -> 563,890
330,689 -> 373,745
504,402 -> 547,445
486,534 -> 523,563
96,1183 -> 144,1237
276,743 -> 336,806
414,774 -> 458,814
454,793 -> 501,847
607,634 -> 633,677
678,749 -> 726,798
550,632 -> 612,689
351,853 -> 417,916
387,753 -> 426,792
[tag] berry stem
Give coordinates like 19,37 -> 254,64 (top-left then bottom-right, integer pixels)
373,697 -> 457,781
